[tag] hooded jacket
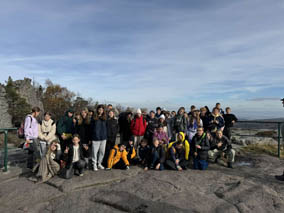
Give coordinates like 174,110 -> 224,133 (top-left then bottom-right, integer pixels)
107,145 -> 130,169
168,132 -> 190,160
131,115 -> 147,136
38,119 -> 57,144
56,110 -> 74,137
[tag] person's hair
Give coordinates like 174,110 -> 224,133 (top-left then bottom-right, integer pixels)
107,104 -> 113,107
225,107 -> 231,111
150,110 -> 155,114
190,110 -> 201,126
47,141 -> 59,156
44,111 -> 52,117
93,104 -> 107,121
153,138 -> 159,143
177,107 -> 185,114
141,138 -> 148,144
213,107 -> 219,112
156,107 -> 161,111
200,107 -> 206,111
216,103 -> 221,106
205,106 -> 210,113
176,141 -> 183,146
158,124 -> 163,129
78,108 -> 90,125
32,106 -> 41,113
197,126 -> 204,130
72,134 -> 81,140
190,105 -> 196,110
216,130 -> 223,134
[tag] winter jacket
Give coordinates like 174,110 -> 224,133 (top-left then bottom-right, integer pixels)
173,114 -> 187,133
38,119 -> 57,145
107,145 -> 129,169
168,132 -> 190,160
106,117 -> 119,143
118,113 -> 132,142
126,144 -> 136,160
146,117 -> 159,135
200,115 -> 210,132
191,133 -> 210,160
147,145 -> 166,167
24,115 -> 39,140
131,115 -> 147,136
90,117 -> 107,141
166,117 -> 174,140
74,118 -> 91,145
208,113 -> 225,132
153,130 -> 169,144
138,145 -> 150,161
210,135 -> 232,152
168,143 -> 186,162
224,114 -> 238,128
64,144 -> 85,169
56,110 -> 74,136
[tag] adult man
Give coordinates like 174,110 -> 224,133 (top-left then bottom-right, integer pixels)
208,130 -> 235,168
223,107 -> 238,140
208,107 -> 225,134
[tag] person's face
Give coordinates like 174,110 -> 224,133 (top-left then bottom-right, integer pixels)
68,112 -> 73,118
179,109 -> 184,115
158,127 -> 163,132
72,137 -> 80,145
141,141 -> 147,147
201,110 -> 206,116
44,114 -> 51,121
226,109 -> 231,114
108,111 -> 114,118
153,140 -> 159,147
176,144 -> 183,150
88,111 -> 94,116
157,109 -> 161,114
81,110 -> 88,118
50,143 -> 57,151
127,114 -> 132,119
197,128 -> 204,136
216,104 -> 221,109
129,140 -> 133,146
120,145 -> 125,152
137,113 -> 141,117
35,111 -> 41,117
216,131 -> 223,139
108,106 -> 113,111
191,107 -> 196,112
213,109 -> 219,115
150,112 -> 155,118
178,134 -> 183,141
98,107 -> 104,115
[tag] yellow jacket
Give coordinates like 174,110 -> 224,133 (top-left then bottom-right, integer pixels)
107,145 -> 130,169
167,132 -> 190,160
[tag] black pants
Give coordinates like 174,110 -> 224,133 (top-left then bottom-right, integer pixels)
59,137 -> 72,154
223,127 -> 232,140
64,160 -> 86,179
103,139 -> 116,167
166,159 -> 189,170
113,159 -> 127,170
27,139 -> 40,169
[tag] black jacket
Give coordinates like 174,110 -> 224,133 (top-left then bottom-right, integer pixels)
173,114 -> 187,133
169,143 -> 186,162
147,145 -> 166,166
200,115 -> 210,132
74,119 -> 91,145
146,117 -> 159,135
107,118 -> 118,143
91,118 -> 107,141
191,133 -> 210,160
224,114 -> 238,128
138,145 -> 150,161
65,144 -> 85,169
211,135 -> 232,152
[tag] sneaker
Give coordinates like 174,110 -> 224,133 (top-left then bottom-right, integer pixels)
79,173 -> 84,177
93,166 -> 98,171
98,164 -> 105,170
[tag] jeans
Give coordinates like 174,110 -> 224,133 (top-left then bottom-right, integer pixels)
27,138 -> 40,169
150,151 -> 164,170
92,140 -> 106,167
39,141 -> 48,158
193,158 -> 208,170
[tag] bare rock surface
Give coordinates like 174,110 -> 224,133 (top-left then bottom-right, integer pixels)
1,152 -> 284,213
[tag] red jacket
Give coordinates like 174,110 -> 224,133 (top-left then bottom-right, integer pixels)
131,116 -> 147,136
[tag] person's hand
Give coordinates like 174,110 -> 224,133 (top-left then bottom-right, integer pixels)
232,120 -> 235,124
194,152 -> 198,157
207,132 -> 211,140
155,163 -> 160,170
144,167 -> 148,171
177,166 -> 183,171
215,120 -> 219,124
64,147 -> 69,154
175,159 -> 180,165
196,145 -> 201,149
26,139 -> 31,144
221,152 -> 225,158
217,142 -> 223,148
61,134 -> 67,140
56,143 -> 61,150
83,144 -> 89,150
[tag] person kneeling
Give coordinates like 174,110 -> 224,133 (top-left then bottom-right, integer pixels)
208,130 -> 235,168
107,143 -> 130,170
144,138 -> 166,171
62,134 -> 86,179
166,141 -> 189,171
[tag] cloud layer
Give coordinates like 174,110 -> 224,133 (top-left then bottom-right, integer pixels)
0,0 -> 284,119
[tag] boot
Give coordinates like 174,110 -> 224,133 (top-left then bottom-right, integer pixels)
227,162 -> 233,169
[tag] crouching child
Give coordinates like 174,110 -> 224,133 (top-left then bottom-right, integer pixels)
144,138 -> 166,171
62,134 -> 86,179
166,141 -> 189,171
106,144 -> 130,170
138,138 -> 150,168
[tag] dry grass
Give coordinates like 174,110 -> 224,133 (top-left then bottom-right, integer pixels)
242,144 -> 284,159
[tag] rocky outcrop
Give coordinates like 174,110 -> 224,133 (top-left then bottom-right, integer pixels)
0,85 -> 12,128
13,78 -> 44,111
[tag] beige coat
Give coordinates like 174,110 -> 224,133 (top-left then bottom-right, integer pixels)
38,119 -> 57,145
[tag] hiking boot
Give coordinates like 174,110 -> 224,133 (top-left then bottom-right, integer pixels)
228,162 -> 234,169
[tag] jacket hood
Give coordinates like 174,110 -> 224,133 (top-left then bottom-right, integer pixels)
178,132 -> 185,142
65,109 -> 74,116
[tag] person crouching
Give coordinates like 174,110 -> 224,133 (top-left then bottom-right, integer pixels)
106,143 -> 130,170
62,134 -> 86,179
144,138 -> 166,171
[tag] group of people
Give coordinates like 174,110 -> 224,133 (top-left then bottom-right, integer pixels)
23,103 -> 238,184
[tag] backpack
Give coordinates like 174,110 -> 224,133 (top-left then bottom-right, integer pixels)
18,116 -> 32,139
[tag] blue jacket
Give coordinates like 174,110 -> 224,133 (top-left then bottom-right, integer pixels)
91,118 -> 107,141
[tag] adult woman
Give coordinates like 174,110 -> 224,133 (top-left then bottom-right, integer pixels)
187,110 -> 203,142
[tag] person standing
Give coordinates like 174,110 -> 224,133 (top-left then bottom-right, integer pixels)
25,107 -> 41,169
130,108 -> 147,151
223,107 -> 238,140
90,105 -> 107,171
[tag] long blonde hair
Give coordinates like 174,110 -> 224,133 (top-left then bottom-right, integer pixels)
47,141 -> 59,156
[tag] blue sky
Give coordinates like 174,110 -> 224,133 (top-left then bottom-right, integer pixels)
0,0 -> 284,119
